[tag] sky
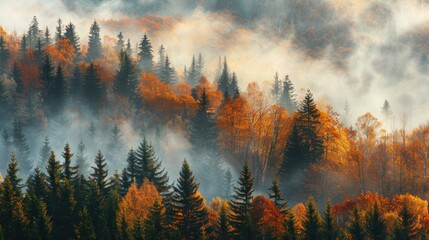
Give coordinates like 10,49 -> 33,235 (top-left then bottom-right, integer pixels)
2,0 -> 429,128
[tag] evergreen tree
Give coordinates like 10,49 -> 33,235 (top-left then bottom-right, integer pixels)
156,45 -> 166,76
12,62 -> 24,95
76,140 -> 89,176
82,63 -> 105,113
284,210 -> 298,240
268,177 -> 288,211
86,21 -> 102,61
186,55 -> 199,86
381,99 -> 393,121
217,57 -> 230,96
201,149 -> 224,200
347,207 -> 365,240
223,169 -> 233,199
279,122 -> 304,185
108,124 -> 124,162
69,66 -> 81,101
126,38 -> 132,57
144,200 -> 165,240
62,143 -> 77,181
160,55 -> 175,85
190,89 -> 217,151
125,149 -> 138,183
134,139 -> 169,194
301,196 -> 321,240
6,154 -> 23,195
116,32 -> 125,53
39,136 -> 51,169
229,162 -> 254,239
40,54 -> 55,103
138,34 -> 154,72
132,217 -> 144,240
113,50 -> 138,99
27,198 -> 52,240
217,206 -> 230,240
64,22 -> 80,55
393,199 -> 418,240
74,207 -> 96,240
89,121 -> 96,139
365,203 -> 386,240
119,168 -> 131,197
27,16 -> 40,49
50,64 -> 66,113
0,35 -> 10,74
296,89 -> 323,165
171,160 -> 208,240
271,72 -> 281,103
322,201 -> 338,240
26,167 -> 48,201
229,72 -> 239,98
20,34 -> 28,57
35,37 -> 43,66
44,26 -> 52,46
197,53 -> 204,77
280,75 -> 297,112
90,151 -> 109,194
55,18 -> 63,42
12,119 -> 31,173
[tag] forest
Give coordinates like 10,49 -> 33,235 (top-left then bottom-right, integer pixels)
0,14 -> 429,240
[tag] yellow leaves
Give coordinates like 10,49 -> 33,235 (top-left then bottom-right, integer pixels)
46,39 -> 76,75
117,180 -> 162,232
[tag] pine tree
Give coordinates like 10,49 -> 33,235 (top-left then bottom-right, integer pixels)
217,57 -> 230,96
12,62 -> 24,96
83,63 -> 105,113
39,136 -> 51,169
280,75 -> 297,112
301,196 -> 321,240
271,72 -> 281,103
50,64 -> 66,113
6,154 -> 23,195
35,37 -> 43,66
197,53 -> 204,78
296,89 -> 323,165
90,151 -> 109,194
69,66 -> 81,101
160,55 -> 175,85
40,54 -> 55,103
268,177 -> 288,211
347,207 -> 365,240
156,45 -> 166,76
62,143 -> 77,181
134,139 -> 169,194
186,55 -> 199,86
74,207 -> 96,240
190,89 -> 217,151
229,72 -> 239,98
138,34 -> 154,72
201,149 -> 224,200
113,50 -> 138,99
132,217 -> 144,240
116,32 -> 125,53
0,35 -> 10,74
64,22 -> 80,55
217,206 -> 230,240
119,168 -> 131,197
126,149 -> 138,183
223,169 -> 233,199
279,122 -> 304,185
365,203 -> 386,240
322,201 -> 338,240
19,34 -> 28,57
144,200 -> 165,240
76,140 -> 89,176
55,18 -> 63,42
108,124 -> 124,162
43,26 -> 51,46
27,16 -> 40,49
12,119 -> 31,174
284,209 -> 298,240
229,162 -> 254,239
27,198 -> 52,240
126,38 -> 132,57
381,99 -> 393,121
393,199 -> 418,240
86,21 -> 102,61
0,176 -> 28,239
89,121 -> 96,139
25,167 -> 48,201
171,160 -> 208,240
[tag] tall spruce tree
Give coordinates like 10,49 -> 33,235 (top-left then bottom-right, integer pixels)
44,26 -> 52,46
271,72 -> 281,103
229,162 -> 255,239
144,200 -> 165,240
301,196 -> 321,240
201,149 -> 224,200
156,45 -> 166,77
116,32 -> 125,53
76,140 -> 89,176
322,201 -> 338,240
126,148 -> 138,183
0,35 -> 10,74
190,89 -> 217,151
160,55 -> 175,85
134,139 -> 169,194
365,203 -> 386,240
296,89 -> 323,165
119,168 -> 131,197
27,16 -> 40,49
90,151 -> 109,194
229,72 -> 239,98
186,55 -> 199,86
393,199 -> 418,240
74,207 -> 96,240
223,169 -> 233,199
280,75 -> 297,113
64,22 -> 80,55
40,54 -> 55,103
268,177 -> 288,212
347,207 -> 365,240
171,160 -> 208,240
218,206 -> 230,240
113,50 -> 138,99
279,121 -> 304,186
284,209 -> 298,240
39,136 -> 51,169
86,21 -> 102,61
217,57 -> 230,96
62,143 -> 77,181
50,64 -> 66,113
138,34 -> 154,72
55,18 -> 63,42
82,63 -> 105,113
69,65 -> 82,101
12,119 -> 31,174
